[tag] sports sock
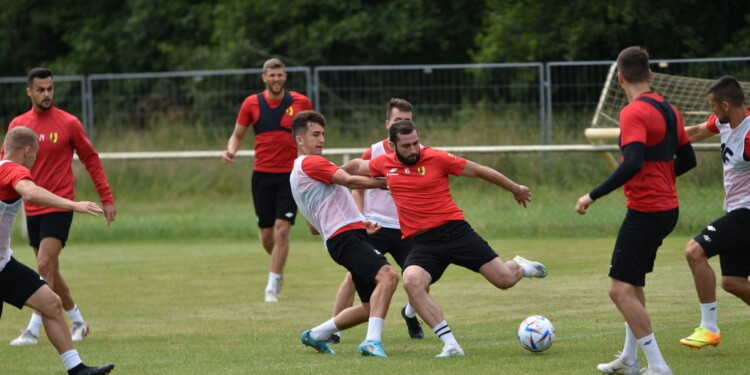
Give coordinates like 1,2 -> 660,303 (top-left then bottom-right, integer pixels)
310,318 -> 338,341
266,272 -> 282,293
61,350 -> 83,371
404,303 -> 417,318
638,333 -> 669,373
620,322 -> 638,366
66,305 -> 85,325
433,320 -> 459,347
365,317 -> 384,341
26,313 -> 43,336
699,302 -> 718,333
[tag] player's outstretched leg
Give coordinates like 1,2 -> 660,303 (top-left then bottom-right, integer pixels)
300,330 -> 335,354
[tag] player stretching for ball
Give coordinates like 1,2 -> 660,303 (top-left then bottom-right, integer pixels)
680,75 -> 750,349
327,98 -> 424,345
290,110 -> 399,358
344,119 -> 547,358
0,126 -> 114,375
576,46 -> 696,375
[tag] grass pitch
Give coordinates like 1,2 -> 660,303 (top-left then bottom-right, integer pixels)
1,237 -> 748,374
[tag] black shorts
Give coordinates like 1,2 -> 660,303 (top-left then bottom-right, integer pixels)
404,220 -> 498,284
27,211 -> 74,248
0,257 -> 47,318
694,208 -> 750,278
366,227 -> 412,270
326,229 -> 390,303
251,171 -> 297,228
609,208 -> 678,287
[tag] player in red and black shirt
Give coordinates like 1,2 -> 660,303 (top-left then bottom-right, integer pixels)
0,126 -> 113,375
4,68 -> 116,346
576,47 -> 696,375
222,58 -> 313,303
344,120 -> 548,358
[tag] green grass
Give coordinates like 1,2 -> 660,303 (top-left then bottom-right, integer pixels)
2,237 -> 748,374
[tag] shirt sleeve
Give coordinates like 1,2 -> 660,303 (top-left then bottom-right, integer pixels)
706,115 -> 719,133
619,105 -> 648,147
369,154 -> 385,178
437,149 -> 468,176
71,119 -> 115,205
236,95 -> 257,127
361,148 -> 373,160
301,155 -> 339,184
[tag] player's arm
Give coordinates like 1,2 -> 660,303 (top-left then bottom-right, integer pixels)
461,160 -> 531,207
307,221 -> 320,235
351,189 -> 365,212
331,169 -> 386,190
685,121 -> 715,143
14,179 -> 103,217
71,122 -> 116,224
674,142 -> 697,176
575,142 -> 644,214
340,158 -> 371,176
223,123 -> 250,163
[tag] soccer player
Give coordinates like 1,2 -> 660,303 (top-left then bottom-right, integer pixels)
223,58 -> 313,303
344,120 -> 547,358
0,126 -> 114,375
575,46 -> 696,375
327,98 -> 424,345
290,110 -> 399,358
6,67 -> 116,346
679,75 -> 750,349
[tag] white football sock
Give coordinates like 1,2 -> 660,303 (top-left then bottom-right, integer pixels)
365,317 -> 384,341
310,318 -> 338,341
700,302 -> 718,333
638,333 -> 669,373
266,272 -> 282,293
66,305 -> 85,325
404,303 -> 417,318
620,323 -> 638,366
26,313 -> 43,336
433,320 -> 459,347
60,350 -> 83,371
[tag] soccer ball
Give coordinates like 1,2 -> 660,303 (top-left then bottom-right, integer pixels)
517,315 -> 555,352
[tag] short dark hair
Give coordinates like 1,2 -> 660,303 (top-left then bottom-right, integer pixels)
26,67 -> 53,86
262,58 -> 285,73
386,98 -> 414,121
292,110 -> 327,136
706,75 -> 746,107
616,46 -> 650,83
3,126 -> 38,155
389,119 -> 417,144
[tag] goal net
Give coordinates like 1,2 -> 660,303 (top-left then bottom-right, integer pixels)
585,64 -> 750,168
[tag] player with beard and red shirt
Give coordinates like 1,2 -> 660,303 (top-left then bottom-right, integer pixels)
576,46 -> 696,375
5,67 -> 115,347
223,58 -> 313,303
0,126 -> 113,375
343,120 -> 547,358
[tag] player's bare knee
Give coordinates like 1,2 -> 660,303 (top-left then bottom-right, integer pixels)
39,291 -> 63,317
685,240 -> 706,264
402,273 -> 427,297
376,266 -> 399,291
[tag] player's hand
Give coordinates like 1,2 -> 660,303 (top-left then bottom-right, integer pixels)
512,184 -> 531,208
103,204 -> 116,226
364,220 -> 381,235
73,201 -> 103,217
575,194 -> 594,215
222,150 -> 236,163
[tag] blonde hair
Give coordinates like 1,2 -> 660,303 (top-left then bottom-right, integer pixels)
3,126 -> 38,155
263,58 -> 285,73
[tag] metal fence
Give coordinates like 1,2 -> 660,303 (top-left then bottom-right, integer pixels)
1,58 -> 750,147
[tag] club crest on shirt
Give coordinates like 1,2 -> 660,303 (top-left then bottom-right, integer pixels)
417,166 -> 426,175
49,132 -> 58,143
285,106 -> 294,116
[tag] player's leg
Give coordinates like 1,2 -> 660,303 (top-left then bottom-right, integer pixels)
479,258 -> 523,289
721,276 -> 750,304
680,239 -> 721,349
327,272 -> 356,343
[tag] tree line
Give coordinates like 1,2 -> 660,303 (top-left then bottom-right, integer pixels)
1,0 -> 749,76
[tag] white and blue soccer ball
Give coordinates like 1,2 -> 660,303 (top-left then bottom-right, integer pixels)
517,315 -> 555,352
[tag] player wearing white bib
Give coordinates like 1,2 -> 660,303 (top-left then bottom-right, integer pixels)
328,99 -> 424,344
681,75 -> 750,349
290,110 -> 399,358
